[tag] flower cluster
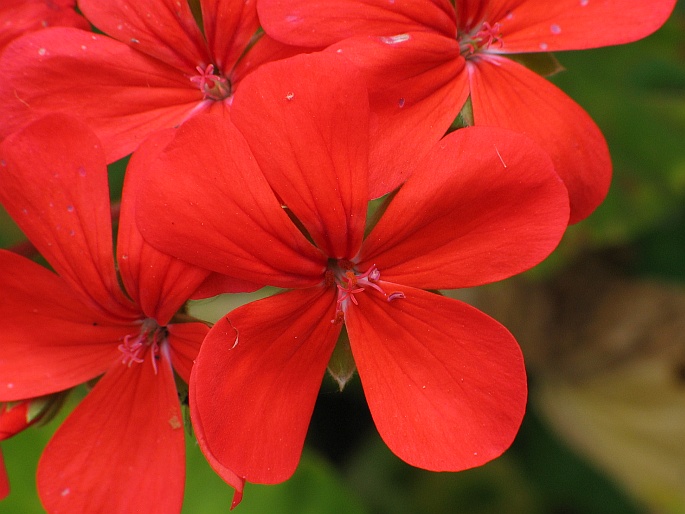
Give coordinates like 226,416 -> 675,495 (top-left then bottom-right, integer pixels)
0,0 -> 676,512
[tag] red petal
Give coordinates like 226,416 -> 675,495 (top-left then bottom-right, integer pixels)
167,322 -> 209,384
359,126 -> 569,289
0,251 -> 131,401
37,350 -> 185,514
232,34 -> 311,84
468,56 -> 611,222
479,0 -> 678,53
0,401 -> 31,440
133,113 -> 326,289
0,28 -> 204,162
258,0 -> 456,47
190,273 -> 265,299
200,0 -> 259,74
190,287 -> 340,484
117,129 -> 211,325
0,450 -> 8,500
345,286 -> 527,470
0,114 -> 137,318
78,0 -> 209,72
0,0 -> 90,51
329,32 -> 468,197
231,52 -> 369,258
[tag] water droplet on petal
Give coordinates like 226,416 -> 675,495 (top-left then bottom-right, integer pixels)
550,24 -> 561,35
66,205 -> 74,212
78,166 -> 86,177
285,92 -> 294,101
130,38 -> 140,44
121,254 -> 129,260
7,383 -> 13,389
580,0 -> 589,5
380,33 -> 411,45
61,488 -> 70,497
38,48 -> 46,56
0,159 -> 6,166
398,98 -> 405,108
539,42 -> 548,50
81,45 -> 87,51
69,230 -> 75,236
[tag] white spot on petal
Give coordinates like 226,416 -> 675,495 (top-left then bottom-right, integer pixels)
81,45 -> 87,50
121,254 -> 129,260
285,92 -> 294,100
539,42 -> 548,50
38,48 -> 46,56
130,38 -> 140,44
380,33 -> 411,45
7,383 -> 13,389
61,488 -> 70,497
580,0 -> 589,5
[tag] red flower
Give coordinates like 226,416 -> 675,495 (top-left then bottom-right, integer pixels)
133,53 -> 570,502
257,0 -> 676,222
0,0 -> 300,162
0,114 -> 210,513
0,0 -> 89,51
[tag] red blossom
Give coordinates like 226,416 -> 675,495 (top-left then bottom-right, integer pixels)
0,114 -> 210,514
256,0 -> 677,222
133,53 -> 570,502
0,0 -> 302,162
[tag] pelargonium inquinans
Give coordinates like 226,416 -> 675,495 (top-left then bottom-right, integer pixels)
132,52 -> 570,504
257,0 -> 677,222
0,114 -> 211,514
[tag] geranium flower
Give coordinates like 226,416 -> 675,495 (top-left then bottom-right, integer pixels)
257,0 -> 676,222
0,114 -> 211,513
0,0 -> 89,51
133,53 -> 570,502
0,0 -> 301,162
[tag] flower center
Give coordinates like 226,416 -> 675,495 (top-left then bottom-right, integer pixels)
458,21 -> 503,57
190,64 -> 232,101
327,261 -> 405,323
118,319 -> 167,374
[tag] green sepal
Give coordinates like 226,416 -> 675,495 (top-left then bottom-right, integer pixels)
27,392 -> 69,426
448,96 -> 474,133
327,327 -> 356,392
510,52 -> 565,77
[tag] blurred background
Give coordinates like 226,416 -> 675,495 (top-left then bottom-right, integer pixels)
2,2 -> 684,513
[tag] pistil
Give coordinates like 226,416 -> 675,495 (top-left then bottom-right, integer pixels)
190,64 -> 232,101
459,21 -> 503,57
330,263 -> 405,323
118,320 -> 166,374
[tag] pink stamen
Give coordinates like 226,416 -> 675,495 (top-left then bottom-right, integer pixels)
459,21 -> 503,57
330,264 -> 405,322
118,322 -> 164,374
190,64 -> 231,101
